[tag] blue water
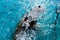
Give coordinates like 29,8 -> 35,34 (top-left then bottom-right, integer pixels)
0,0 -> 60,40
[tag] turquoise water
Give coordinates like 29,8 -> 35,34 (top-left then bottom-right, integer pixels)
0,0 -> 60,40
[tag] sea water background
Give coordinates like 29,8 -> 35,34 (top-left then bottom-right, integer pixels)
0,0 -> 60,40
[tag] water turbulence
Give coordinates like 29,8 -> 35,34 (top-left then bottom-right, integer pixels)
14,5 -> 44,40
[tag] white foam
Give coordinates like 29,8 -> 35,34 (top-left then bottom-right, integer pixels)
16,30 -> 36,40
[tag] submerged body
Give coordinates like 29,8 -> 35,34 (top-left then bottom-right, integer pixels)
14,5 -> 44,40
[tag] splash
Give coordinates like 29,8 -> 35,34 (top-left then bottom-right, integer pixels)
16,30 -> 36,40
15,5 -> 44,40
